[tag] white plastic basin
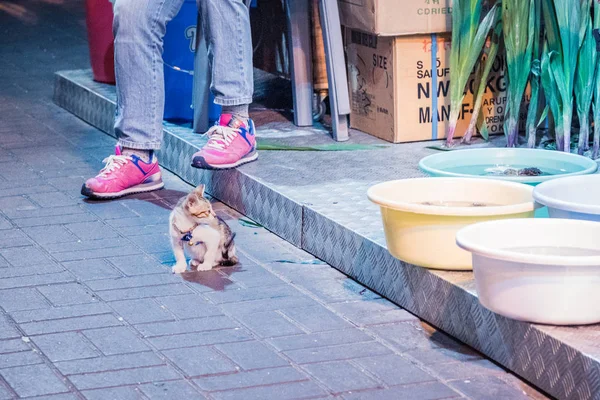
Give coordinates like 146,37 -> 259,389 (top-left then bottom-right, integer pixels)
533,174 -> 600,221
368,178 -> 535,270
456,219 -> 600,325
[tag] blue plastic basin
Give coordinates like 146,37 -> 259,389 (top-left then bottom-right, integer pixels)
419,148 -> 598,186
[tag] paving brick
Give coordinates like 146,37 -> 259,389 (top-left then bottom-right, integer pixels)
32,331 -> 99,362
342,382 -> 459,400
404,346 -> 482,365
127,233 -> 172,254
82,202 -> 139,220
235,310 -> 304,338
0,271 -> 74,290
37,283 -> 97,306
9,205 -> 85,220
155,295 -> 222,320
1,350 -> 44,368
22,225 -> 77,245
0,246 -> 54,267
21,314 -> 123,335
281,306 -> 353,333
14,213 -> 99,228
217,340 -> 290,370
51,246 -> 140,262
44,238 -> 130,254
220,295 -> 320,316
0,287 -> 50,312
28,192 -> 80,208
0,217 -> 11,231
109,298 -> 174,325
353,354 -> 436,386
55,352 -> 164,375
328,299 -> 417,326
0,229 -> 32,248
311,277 -> 382,302
1,364 -> 69,397
227,265 -> 285,289
135,316 -> 238,338
64,221 -> 118,241
69,365 -> 180,390
450,375 -> 531,400
203,284 -> 302,305
268,330 -> 374,352
97,284 -> 194,302
62,259 -> 122,281
11,303 -> 112,323
194,366 -> 307,391
0,196 -> 38,214
303,361 -> 380,393
210,380 -> 328,400
426,359 -> 506,380
29,394 -> 80,400
0,315 -> 20,339
284,342 -> 390,365
0,338 -> 29,353
0,384 -> 12,400
82,386 -> 145,400
106,254 -> 169,276
148,328 -> 253,350
86,274 -> 180,291
140,380 -> 207,399
369,322 -> 442,352
162,346 -> 237,377
0,263 -> 65,279
83,327 -> 150,355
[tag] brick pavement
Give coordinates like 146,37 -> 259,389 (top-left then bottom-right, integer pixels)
0,1 -> 549,399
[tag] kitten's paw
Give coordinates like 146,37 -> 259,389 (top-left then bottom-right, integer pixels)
172,263 -> 187,274
196,263 -> 214,272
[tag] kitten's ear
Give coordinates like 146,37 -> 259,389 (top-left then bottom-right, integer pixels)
194,184 -> 205,197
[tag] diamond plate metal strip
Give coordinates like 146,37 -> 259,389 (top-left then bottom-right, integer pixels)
53,70 -> 302,246
302,207 -> 600,400
55,69 -> 600,400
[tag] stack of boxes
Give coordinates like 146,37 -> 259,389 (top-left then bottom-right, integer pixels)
339,0 -> 510,143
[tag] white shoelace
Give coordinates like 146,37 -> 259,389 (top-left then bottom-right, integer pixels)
206,125 -> 240,150
98,155 -> 131,178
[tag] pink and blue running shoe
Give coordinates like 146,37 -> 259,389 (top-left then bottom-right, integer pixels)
81,146 -> 164,199
191,114 -> 258,170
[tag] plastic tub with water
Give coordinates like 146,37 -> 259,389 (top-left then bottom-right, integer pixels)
419,148 -> 598,186
533,174 -> 600,221
456,219 -> 600,325
367,178 -> 535,271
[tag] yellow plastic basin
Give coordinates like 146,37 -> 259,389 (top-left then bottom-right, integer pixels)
367,178 -> 535,270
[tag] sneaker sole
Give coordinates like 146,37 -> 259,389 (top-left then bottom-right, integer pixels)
81,178 -> 165,200
191,151 -> 259,170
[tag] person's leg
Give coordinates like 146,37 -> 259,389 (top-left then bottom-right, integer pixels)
82,0 -> 185,199
191,0 -> 257,170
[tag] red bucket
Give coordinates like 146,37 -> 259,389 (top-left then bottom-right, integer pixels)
85,0 -> 116,84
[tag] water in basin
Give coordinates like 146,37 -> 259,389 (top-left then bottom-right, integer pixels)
444,164 -> 573,177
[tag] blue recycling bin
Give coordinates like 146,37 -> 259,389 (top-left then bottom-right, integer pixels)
163,0 -> 220,122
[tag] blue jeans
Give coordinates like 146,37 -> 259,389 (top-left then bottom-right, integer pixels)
112,0 -> 254,150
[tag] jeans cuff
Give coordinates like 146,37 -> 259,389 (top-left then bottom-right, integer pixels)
117,139 -> 162,150
214,97 -> 253,107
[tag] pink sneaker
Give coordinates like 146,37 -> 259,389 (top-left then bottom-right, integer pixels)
81,146 -> 164,199
191,114 -> 258,170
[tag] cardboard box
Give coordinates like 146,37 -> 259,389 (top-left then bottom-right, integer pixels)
346,29 -> 514,143
338,0 -> 453,36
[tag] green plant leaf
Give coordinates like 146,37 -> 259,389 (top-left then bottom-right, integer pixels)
238,218 -> 262,228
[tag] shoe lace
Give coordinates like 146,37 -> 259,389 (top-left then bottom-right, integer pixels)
205,125 -> 240,150
98,155 -> 131,178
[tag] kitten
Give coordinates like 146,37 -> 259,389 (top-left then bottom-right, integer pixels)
169,184 -> 238,274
